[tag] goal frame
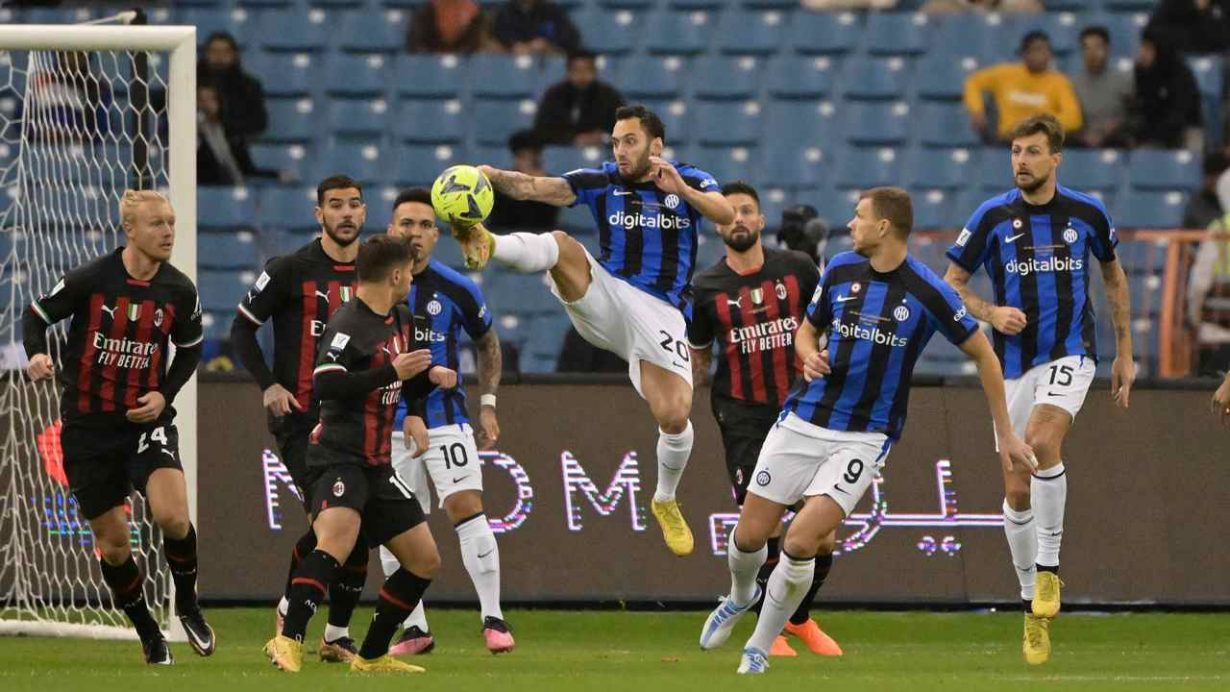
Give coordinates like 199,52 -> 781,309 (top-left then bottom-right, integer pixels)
0,23 -> 197,640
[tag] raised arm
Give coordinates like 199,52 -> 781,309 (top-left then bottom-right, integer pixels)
1099,258 -> 1135,408
478,165 -> 576,207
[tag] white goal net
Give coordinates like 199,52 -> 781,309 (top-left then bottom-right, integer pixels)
0,21 -> 197,640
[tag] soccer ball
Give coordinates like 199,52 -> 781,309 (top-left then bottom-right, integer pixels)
431,165 -> 494,225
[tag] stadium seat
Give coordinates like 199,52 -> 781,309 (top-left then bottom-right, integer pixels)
693,146 -> 756,186
469,55 -> 541,99
573,8 -> 639,55
555,204 -> 598,234
332,9 -> 407,53
472,100 -> 536,146
324,53 -> 390,97
912,189 -> 961,230
1128,149 -> 1200,190
833,147 -> 904,190
397,99 -> 465,144
928,13 -> 991,63
757,142 -> 827,188
543,146 -> 606,176
325,99 -> 391,138
1096,13 -> 1147,61
617,56 -> 685,100
254,9 -> 330,52
257,187 -> 319,229
1119,190 -> 1187,228
863,12 -> 932,56
975,148 -> 1014,192
694,102 -> 763,146
908,148 -> 979,191
198,187 -> 259,229
178,8 -> 253,44
199,230 -> 260,270
395,145 -> 464,186
712,10 -> 787,55
845,102 -> 910,146
840,57 -> 909,101
263,97 -> 318,142
788,10 -> 859,55
254,53 -> 317,97
1060,148 -> 1125,192
914,53 -> 980,101
312,141 -> 388,187
394,54 -> 468,99
766,55 -> 836,100
644,10 -> 714,55
764,100 -> 839,150
250,142 -> 313,180
198,270 -> 251,313
639,99 -> 692,146
692,56 -> 761,101
915,102 -> 981,148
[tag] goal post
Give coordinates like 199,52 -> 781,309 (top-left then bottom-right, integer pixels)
0,22 -> 196,640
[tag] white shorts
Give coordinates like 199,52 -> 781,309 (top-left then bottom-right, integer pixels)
1001,354 -> 1096,439
748,413 -> 891,516
548,247 -> 693,396
390,424 -> 483,513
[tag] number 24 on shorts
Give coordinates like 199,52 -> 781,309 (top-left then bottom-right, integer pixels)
137,426 -> 169,454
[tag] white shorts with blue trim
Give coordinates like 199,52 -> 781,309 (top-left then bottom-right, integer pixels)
390,424 -> 482,513
1002,354 -> 1096,439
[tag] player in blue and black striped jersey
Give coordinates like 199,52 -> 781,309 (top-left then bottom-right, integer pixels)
451,104 -> 736,557
943,115 -> 1134,665
699,188 -> 1036,675
377,188 -> 513,656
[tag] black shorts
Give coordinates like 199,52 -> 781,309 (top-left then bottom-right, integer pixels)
712,397 -> 780,506
271,413 -> 316,510
60,416 -> 183,520
304,454 -> 426,547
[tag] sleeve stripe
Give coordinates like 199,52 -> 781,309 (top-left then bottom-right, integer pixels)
174,333 -> 204,349
30,301 -> 51,324
313,363 -> 347,376
237,303 -> 265,325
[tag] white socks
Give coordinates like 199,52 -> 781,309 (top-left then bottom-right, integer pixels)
457,514 -> 503,621
492,232 -> 560,273
324,623 -> 349,642
1032,462 -> 1067,569
746,553 -> 814,653
653,421 -> 694,503
727,529 -> 768,607
1002,499 -> 1038,600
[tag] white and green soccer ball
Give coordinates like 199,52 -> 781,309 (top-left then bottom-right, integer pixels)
431,164 -> 494,224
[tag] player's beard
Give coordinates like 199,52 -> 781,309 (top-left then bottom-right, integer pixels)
323,220 -> 360,247
722,225 -> 759,253
619,151 -> 653,182
1015,169 -> 1050,195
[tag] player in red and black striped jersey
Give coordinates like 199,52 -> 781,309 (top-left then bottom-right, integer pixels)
229,175 -> 368,662
22,190 -> 213,664
688,182 -> 839,658
266,236 -> 458,674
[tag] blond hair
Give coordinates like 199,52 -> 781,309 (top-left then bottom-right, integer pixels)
118,189 -> 171,228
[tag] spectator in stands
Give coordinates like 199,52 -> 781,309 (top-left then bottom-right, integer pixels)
493,0 -> 580,55
406,0 -> 497,54
1186,168 -> 1230,375
1070,26 -> 1134,148
1131,27 -> 1203,150
533,51 -> 625,147
1148,0 -> 1230,54
21,51 -> 112,142
921,0 -> 1041,14
963,31 -> 1083,142
487,131 -> 560,233
197,85 -> 269,186
197,32 -> 267,140
1184,152 -> 1230,229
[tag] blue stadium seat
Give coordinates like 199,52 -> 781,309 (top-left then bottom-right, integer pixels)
1128,150 -> 1200,190
694,102 -> 763,146
257,187 -> 318,229
833,147 -> 904,190
644,10 -> 714,55
695,146 -> 756,186
470,55 -> 541,99
397,99 -> 465,143
1060,148 -> 1125,192
199,187 -> 259,229
332,9 -> 407,53
928,13 -> 990,63
789,10 -> 859,55
617,56 -> 685,99
908,148 -> 979,191
543,146 -> 606,176
198,270 -> 251,313
254,53 -> 317,97
1120,190 -> 1187,228
1104,0 -> 1156,11
1188,54 -> 1224,100
573,8 -> 639,55
179,8 -> 253,44
250,142 -> 314,180
254,9 -> 329,52
713,10 -> 787,55
325,99 -> 391,137
766,55 -> 836,100
693,56 -> 761,100
845,102 -> 910,146
912,189 -> 962,230
394,55 -> 468,99
764,100 -> 839,150
324,53 -> 390,97
915,102 -> 980,148
396,145 -> 464,186
313,141 -> 388,187
199,231 -> 260,270
840,57 -> 909,100
263,98 -> 318,142
473,100 -> 536,146
863,12 -> 933,56
1095,13 -> 1147,60
914,53 -> 980,101
668,0 -> 725,8
757,142 -> 826,188
975,149 -> 1014,192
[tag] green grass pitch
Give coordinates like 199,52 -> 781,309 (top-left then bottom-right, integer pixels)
1,608 -> 1226,691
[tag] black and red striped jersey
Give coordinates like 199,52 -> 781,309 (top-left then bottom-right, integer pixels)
29,248 -> 203,420
236,239 -> 356,421
309,299 -> 426,467
688,247 -> 820,411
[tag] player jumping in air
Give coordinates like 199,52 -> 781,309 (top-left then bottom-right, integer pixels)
689,181 -> 840,658
23,190 -> 214,664
944,114 -> 1134,665
452,104 -> 735,556
264,235 -> 458,674
698,188 -> 1036,675
231,175 -> 368,663
381,188 -> 513,655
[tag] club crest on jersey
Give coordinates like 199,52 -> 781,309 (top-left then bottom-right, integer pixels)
153,308 -> 164,328
750,288 -> 764,305
332,479 -> 345,497
775,281 -> 788,300
1063,227 -> 1078,244
427,299 -> 443,316
126,304 -> 141,321
664,194 -> 680,210
893,305 -> 910,322
756,470 -> 771,487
